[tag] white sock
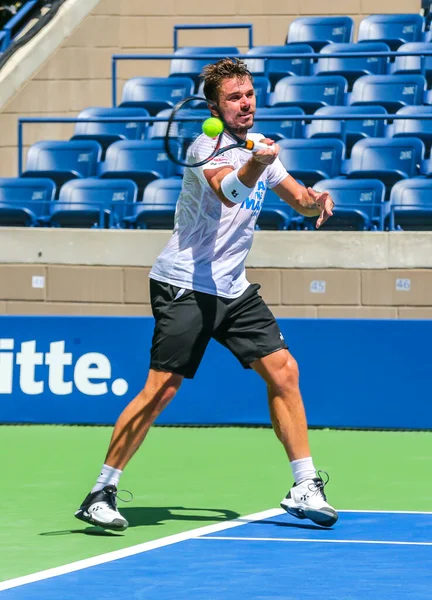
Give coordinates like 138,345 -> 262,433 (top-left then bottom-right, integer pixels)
91,464 -> 123,493
291,457 -> 316,485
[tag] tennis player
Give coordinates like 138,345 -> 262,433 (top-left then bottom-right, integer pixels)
75,58 -> 337,531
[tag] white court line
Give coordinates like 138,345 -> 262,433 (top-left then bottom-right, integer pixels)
1,508 -> 431,592
0,508 -> 284,592
198,536 -> 432,547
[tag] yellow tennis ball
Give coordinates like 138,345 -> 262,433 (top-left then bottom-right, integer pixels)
202,117 -> 224,138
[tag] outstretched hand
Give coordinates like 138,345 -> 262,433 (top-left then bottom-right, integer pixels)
307,187 -> 335,229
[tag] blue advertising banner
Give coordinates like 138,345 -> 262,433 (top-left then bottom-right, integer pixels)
0,316 -> 431,429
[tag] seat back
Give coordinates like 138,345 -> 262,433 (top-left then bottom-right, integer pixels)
313,178 -> 387,230
358,14 -> 424,50
25,140 -> 101,177
73,107 -> 149,144
120,77 -> 195,115
246,44 -> 314,86
271,75 -> 347,113
350,74 -> 426,112
392,106 -> 432,150
170,47 -> 240,84
349,137 -> 424,179
287,16 -> 354,50
0,177 -> 55,226
390,178 -> 432,229
391,43 -> 432,84
133,178 -> 182,229
250,107 -> 304,140
315,43 -> 389,87
256,187 -> 296,230
150,108 -> 210,142
51,178 -> 138,228
278,138 -> 344,186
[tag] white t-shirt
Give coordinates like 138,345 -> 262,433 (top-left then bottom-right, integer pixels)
149,132 -> 288,298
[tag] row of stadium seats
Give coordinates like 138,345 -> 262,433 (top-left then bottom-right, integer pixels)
285,14 -> 430,50
168,43 -> 432,92
70,105 -> 432,158
0,176 -> 431,231
119,74 -> 432,115
19,137 -> 432,194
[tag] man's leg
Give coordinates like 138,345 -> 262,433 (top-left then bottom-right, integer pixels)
75,368 -> 182,530
251,349 -> 338,527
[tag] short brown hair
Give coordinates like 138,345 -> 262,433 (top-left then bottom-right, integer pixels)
201,58 -> 253,104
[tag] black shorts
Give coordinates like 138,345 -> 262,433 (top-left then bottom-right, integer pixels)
149,279 -> 288,379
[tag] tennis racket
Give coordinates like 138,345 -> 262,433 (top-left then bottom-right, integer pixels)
163,95 -> 275,168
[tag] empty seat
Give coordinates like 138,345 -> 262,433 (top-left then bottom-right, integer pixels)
358,14 -> 424,50
271,75 -> 347,113
278,138 -> 345,187
50,179 -> 138,229
345,137 -> 424,188
250,107 -> 304,140
99,140 -> 179,194
311,178 -> 387,230
314,43 -> 390,88
255,187 -> 297,230
308,105 -> 387,155
22,140 -> 102,195
129,178 -> 182,229
0,178 -> 55,226
246,44 -> 314,87
170,47 -> 240,87
389,178 -> 432,230
119,77 -> 195,115
392,106 -> 432,156
287,16 -> 354,50
71,107 -> 150,156
390,43 -> 432,86
349,75 -> 426,113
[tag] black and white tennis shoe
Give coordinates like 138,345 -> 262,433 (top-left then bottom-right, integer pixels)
280,472 -> 338,527
75,485 -> 129,531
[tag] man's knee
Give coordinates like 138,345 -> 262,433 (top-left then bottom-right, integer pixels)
271,355 -> 300,394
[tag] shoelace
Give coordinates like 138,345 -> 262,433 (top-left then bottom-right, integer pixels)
307,470 -> 330,501
104,487 -> 133,510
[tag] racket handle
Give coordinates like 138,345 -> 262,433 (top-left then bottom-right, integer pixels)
245,139 -> 276,153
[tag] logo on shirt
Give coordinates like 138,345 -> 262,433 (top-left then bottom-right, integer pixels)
240,181 -> 266,216
232,189 -> 239,198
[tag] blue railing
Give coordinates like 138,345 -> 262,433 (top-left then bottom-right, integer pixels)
0,0 -> 39,53
173,24 -> 253,51
111,49 -> 432,106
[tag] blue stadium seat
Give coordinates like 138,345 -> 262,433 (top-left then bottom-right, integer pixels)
314,43 -> 390,88
271,75 -> 347,113
22,141 -> 102,195
71,107 -> 150,157
255,187 -> 298,231
169,47 -> 240,88
391,106 -> 432,156
246,44 -> 314,87
345,137 -> 424,188
119,77 -> 195,115
250,107 -> 304,141
349,75 -> 426,113
389,178 -> 432,230
390,43 -> 432,86
287,16 -> 354,50
278,138 -> 345,187
251,76 -> 271,107
310,178 -> 387,230
129,178 -> 182,229
0,178 -> 55,226
99,140 -> 179,194
358,14 -> 424,50
50,179 -> 138,229
150,108 -> 210,157
307,105 -> 387,155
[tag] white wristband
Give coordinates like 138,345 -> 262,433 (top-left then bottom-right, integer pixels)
220,168 -> 253,204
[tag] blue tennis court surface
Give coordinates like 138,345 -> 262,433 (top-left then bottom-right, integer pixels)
1,509 -> 431,599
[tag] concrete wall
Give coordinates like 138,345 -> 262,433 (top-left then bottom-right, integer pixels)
0,0 -> 419,176
0,229 -> 431,318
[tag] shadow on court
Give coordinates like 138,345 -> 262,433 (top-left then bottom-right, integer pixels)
122,506 -> 240,528
39,507 -> 240,536
251,518 -> 332,531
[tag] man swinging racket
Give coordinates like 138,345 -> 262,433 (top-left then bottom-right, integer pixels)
75,58 -> 337,531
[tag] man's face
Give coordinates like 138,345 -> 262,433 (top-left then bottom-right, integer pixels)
214,76 -> 256,137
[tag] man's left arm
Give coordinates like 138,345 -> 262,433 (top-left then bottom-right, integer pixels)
272,175 -> 335,229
